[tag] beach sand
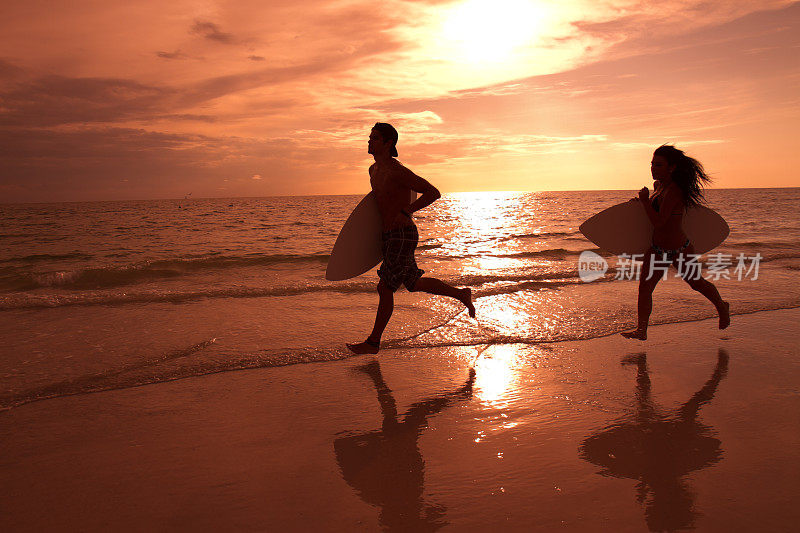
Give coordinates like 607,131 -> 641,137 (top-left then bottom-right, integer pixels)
2,308 -> 799,532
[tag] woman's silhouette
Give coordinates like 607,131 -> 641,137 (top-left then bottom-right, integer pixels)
580,350 -> 729,531
622,145 -> 730,340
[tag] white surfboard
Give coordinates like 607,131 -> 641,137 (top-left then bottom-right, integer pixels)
579,201 -> 729,255
326,192 -> 383,281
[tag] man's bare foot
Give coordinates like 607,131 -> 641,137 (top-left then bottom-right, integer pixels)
460,288 -> 476,318
621,329 -> 647,340
347,338 -> 380,355
718,301 -> 730,329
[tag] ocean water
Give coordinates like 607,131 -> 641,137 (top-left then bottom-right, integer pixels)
1,188 -> 798,409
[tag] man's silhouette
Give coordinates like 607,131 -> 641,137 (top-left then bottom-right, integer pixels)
347,123 -> 474,354
334,360 -> 475,530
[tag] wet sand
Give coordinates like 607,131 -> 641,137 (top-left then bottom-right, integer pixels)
2,308 -> 799,532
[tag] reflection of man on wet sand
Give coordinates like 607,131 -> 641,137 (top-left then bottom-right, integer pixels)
334,360 -> 475,531
580,350 -> 729,532
347,123 -> 475,355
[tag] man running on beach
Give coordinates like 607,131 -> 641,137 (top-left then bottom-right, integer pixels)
347,123 -> 475,355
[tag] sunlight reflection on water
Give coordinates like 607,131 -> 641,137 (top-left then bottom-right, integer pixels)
474,344 -> 523,406
430,191 -> 543,259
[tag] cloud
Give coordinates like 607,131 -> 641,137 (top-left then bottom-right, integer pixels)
400,132 -> 610,164
572,0 -> 797,57
1,0 -> 797,201
0,126 -> 216,160
387,111 -> 444,132
0,50 -> 378,129
610,139 -> 726,150
0,71 -> 173,127
370,2 -> 800,137
190,20 -> 236,45
157,50 -> 190,60
0,59 -> 24,79
160,113 -> 219,123
0,125 -> 345,201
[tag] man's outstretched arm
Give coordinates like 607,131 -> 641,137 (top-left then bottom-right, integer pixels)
395,164 -> 441,213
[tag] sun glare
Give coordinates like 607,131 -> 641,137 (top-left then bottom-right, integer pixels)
441,0 -> 546,64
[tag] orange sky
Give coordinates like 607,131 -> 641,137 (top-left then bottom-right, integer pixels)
1,0 -> 798,202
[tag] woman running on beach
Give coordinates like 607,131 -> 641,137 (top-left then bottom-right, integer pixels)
622,145 -> 730,340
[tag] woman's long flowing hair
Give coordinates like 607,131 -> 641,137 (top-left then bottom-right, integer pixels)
654,144 -> 712,208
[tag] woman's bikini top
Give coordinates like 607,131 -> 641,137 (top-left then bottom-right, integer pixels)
651,192 -> 684,215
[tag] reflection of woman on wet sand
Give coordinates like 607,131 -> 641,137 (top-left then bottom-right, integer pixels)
622,145 -> 730,340
334,360 -> 475,532
580,350 -> 729,532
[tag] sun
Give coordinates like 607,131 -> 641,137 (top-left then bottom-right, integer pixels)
440,0 -> 546,64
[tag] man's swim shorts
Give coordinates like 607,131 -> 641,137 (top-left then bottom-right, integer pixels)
377,224 -> 425,291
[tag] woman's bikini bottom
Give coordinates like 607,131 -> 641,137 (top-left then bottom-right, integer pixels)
652,238 -> 690,261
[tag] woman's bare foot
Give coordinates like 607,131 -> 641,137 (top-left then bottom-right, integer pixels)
718,301 -> 730,329
347,338 -> 380,355
621,329 -> 648,340
460,288 -> 476,318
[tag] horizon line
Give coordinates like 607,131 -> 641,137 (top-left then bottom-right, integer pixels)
2,186 -> 798,206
